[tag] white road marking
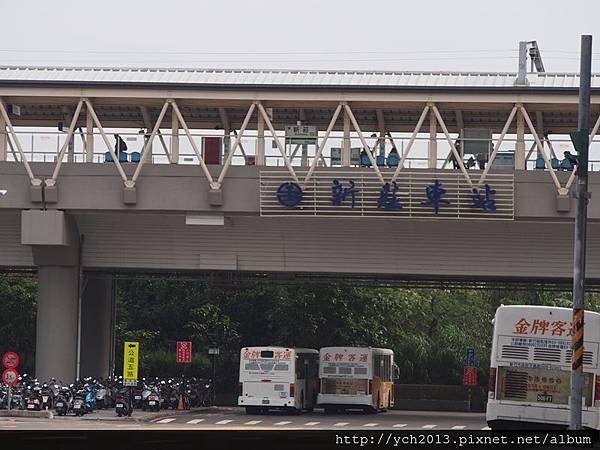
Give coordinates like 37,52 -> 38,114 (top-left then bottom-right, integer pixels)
333,422 -> 349,426
156,418 -> 176,424
363,423 -> 378,427
215,419 -> 234,425
422,424 -> 437,429
1,425 -> 17,428
187,419 -> 205,424
393,423 -> 407,428
451,425 -> 466,430
245,420 -> 262,425
482,426 -> 491,430
304,421 -> 320,426
274,421 -> 292,426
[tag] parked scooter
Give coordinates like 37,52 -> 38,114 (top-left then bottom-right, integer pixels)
84,383 -> 96,413
115,388 -> 132,417
0,386 -> 23,410
132,384 -> 143,409
144,386 -> 160,412
140,381 -> 152,411
40,383 -> 54,411
95,382 -> 110,409
73,388 -> 86,416
54,386 -> 73,416
26,385 -> 42,411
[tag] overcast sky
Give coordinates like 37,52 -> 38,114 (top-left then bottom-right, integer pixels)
0,0 -> 598,72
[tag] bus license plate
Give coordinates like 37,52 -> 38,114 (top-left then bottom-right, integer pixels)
537,393 -> 553,403
262,399 -> 270,404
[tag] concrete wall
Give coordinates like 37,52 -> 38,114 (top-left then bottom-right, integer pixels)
2,209 -> 600,281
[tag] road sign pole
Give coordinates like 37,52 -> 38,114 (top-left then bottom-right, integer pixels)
7,386 -> 11,412
570,34 -> 592,431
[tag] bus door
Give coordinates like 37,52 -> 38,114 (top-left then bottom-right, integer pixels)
300,354 -> 318,408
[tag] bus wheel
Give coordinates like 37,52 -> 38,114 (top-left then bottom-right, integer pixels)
324,407 -> 336,414
245,406 -> 259,415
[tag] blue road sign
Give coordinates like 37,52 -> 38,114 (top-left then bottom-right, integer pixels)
466,348 -> 476,366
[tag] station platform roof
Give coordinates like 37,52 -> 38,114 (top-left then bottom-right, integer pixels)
1,65 -> 599,91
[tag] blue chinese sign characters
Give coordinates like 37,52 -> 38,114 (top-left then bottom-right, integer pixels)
471,184 -> 497,212
422,180 -> 450,214
377,182 -> 402,210
265,171 -> 512,220
276,182 -> 303,208
331,179 -> 358,208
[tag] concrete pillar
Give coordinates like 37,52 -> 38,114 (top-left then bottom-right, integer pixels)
515,109 -> 526,170
428,109 -> 437,169
170,113 -> 179,164
80,278 -> 115,379
85,111 -> 94,162
342,111 -> 350,167
256,113 -> 265,165
22,210 -> 81,383
36,266 -> 79,383
0,112 -> 6,161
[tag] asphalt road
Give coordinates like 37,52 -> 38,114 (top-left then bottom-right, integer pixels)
0,407 -> 488,430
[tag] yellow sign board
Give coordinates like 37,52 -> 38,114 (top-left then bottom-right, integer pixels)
123,341 -> 139,381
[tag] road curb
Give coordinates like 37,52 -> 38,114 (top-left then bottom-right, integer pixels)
0,410 -> 53,419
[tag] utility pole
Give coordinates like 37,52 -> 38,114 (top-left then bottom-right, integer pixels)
569,34 -> 592,431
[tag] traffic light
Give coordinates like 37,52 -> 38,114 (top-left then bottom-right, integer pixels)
565,129 -> 589,176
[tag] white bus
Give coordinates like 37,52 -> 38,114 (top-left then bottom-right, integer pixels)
238,346 -> 319,414
317,346 -> 395,413
487,305 -> 600,429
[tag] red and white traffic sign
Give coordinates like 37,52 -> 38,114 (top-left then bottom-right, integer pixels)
176,341 -> 192,363
2,351 -> 19,369
2,368 -> 19,386
463,366 -> 477,386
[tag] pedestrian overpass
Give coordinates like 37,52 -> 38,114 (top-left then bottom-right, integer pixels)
0,65 -> 599,383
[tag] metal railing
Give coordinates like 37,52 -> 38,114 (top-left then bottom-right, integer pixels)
3,130 -> 600,171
